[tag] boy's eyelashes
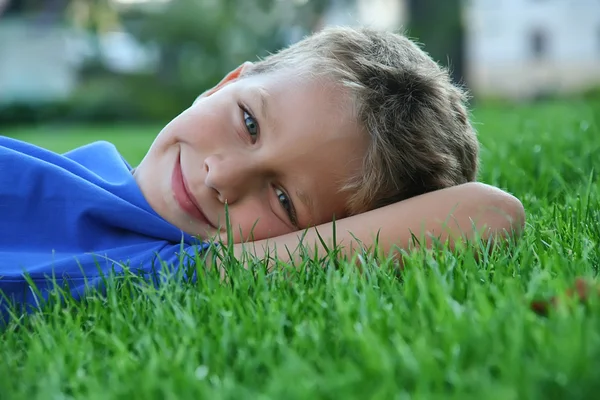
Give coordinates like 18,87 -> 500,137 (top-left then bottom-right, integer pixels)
274,186 -> 299,228
237,102 -> 298,229
239,103 -> 259,143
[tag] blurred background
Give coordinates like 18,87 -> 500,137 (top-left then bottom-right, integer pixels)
0,0 -> 599,159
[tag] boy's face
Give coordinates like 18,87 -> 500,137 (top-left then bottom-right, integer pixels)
133,63 -> 367,243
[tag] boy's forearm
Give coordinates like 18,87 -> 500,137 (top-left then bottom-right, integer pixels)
231,182 -> 525,267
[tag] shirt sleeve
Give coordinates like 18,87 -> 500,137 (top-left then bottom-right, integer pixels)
0,136 -> 213,322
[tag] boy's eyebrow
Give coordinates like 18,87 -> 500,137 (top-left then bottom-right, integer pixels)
257,87 -> 271,125
295,187 -> 315,225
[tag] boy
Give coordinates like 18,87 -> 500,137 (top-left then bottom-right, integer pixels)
0,27 -> 525,318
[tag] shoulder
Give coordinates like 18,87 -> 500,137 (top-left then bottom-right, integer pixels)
0,135 -> 51,158
0,136 -> 125,166
63,140 -> 133,171
0,136 -> 140,201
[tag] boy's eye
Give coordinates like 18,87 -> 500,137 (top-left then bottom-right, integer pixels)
275,187 -> 297,226
243,110 -> 259,142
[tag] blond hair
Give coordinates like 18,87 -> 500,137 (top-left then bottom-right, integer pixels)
246,26 -> 479,214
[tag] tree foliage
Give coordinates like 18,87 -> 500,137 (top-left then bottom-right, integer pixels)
0,0 -> 352,123
104,0 -> 341,121
406,0 -> 464,84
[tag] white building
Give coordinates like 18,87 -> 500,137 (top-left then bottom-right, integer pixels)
0,21 -> 76,104
322,0 -> 407,30
325,0 -> 600,99
464,0 -> 600,99
0,19 -> 155,104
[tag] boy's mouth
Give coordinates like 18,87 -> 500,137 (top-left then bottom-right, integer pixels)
172,153 -> 216,229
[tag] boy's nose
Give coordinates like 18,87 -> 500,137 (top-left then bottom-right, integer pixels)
203,154 -> 257,204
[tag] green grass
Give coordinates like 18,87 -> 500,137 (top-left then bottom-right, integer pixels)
3,124 -> 160,164
2,98 -> 600,399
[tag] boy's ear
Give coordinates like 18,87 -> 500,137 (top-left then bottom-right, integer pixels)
194,62 -> 254,103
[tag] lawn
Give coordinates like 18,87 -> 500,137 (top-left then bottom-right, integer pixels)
1,98 -> 600,399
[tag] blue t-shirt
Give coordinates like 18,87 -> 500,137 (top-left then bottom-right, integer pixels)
0,136 -> 211,319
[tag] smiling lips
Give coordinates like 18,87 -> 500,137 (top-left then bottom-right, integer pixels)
171,154 -> 215,228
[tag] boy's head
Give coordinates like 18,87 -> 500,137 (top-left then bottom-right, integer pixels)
247,26 -> 479,213
133,26 -> 479,243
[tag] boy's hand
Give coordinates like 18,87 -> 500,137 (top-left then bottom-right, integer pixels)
530,277 -> 600,316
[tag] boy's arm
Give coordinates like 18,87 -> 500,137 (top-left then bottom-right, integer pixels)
229,182 -> 525,267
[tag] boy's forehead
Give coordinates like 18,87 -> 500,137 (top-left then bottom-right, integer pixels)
238,71 -> 367,156
243,72 -> 356,121
245,70 -> 344,98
